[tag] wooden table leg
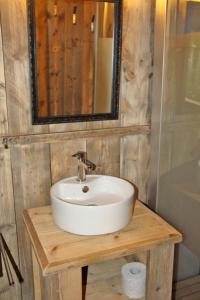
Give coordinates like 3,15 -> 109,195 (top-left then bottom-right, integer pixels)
146,243 -> 175,300
32,247 -> 42,300
59,267 -> 82,300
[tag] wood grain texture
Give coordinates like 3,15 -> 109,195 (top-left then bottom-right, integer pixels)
32,248 -> 42,300
0,0 -> 153,134
0,1 -> 154,299
87,274 -> 145,300
0,0 -> 48,135
0,149 -> 21,300
120,135 -> 150,203
48,0 -> 66,116
35,0 -> 49,117
32,245 -> 82,300
35,0 -> 95,117
32,255 -> 75,300
146,243 -> 175,300
23,201 -> 182,276
121,0 -> 152,127
87,253 -> 147,285
87,268 -> 145,300
86,136 -> 120,176
11,144 -> 51,300
50,139 -> 86,184
40,271 -> 60,300
0,20 -> 8,135
59,268 -> 82,300
81,1 -> 95,114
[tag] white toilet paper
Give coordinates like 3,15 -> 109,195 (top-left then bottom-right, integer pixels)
121,262 -> 146,299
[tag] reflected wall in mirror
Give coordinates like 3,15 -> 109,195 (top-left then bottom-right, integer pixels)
175,0 -> 200,115
28,0 -> 122,124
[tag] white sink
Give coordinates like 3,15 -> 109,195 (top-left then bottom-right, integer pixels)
50,175 -> 135,235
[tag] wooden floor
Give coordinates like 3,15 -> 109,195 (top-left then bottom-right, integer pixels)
173,276 -> 200,300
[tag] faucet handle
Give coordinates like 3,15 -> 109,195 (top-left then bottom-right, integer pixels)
72,151 -> 86,161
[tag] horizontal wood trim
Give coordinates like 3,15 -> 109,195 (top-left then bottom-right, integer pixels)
1,125 -> 150,147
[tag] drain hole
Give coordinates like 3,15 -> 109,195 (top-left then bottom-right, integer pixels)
82,186 -> 89,193
87,204 -> 98,206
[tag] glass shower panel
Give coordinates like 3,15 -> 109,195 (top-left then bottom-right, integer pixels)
157,0 -> 200,281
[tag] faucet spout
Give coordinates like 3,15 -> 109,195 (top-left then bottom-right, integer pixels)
72,151 -> 96,182
83,159 -> 96,171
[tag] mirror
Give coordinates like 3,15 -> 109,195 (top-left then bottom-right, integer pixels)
28,0 -> 122,124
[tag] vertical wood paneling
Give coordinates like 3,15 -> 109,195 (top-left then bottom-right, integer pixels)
35,0 -> 49,118
70,0 -> 84,115
0,0 -> 153,299
81,1 -> 95,114
86,137 -> 120,176
11,144 -> 51,300
120,0 -> 153,207
121,0 -> 152,126
0,20 -> 8,135
0,149 -> 21,300
0,17 -> 20,299
48,0 -> 65,116
120,135 -> 150,203
0,0 -> 48,135
63,0 -> 73,116
137,135 -> 150,202
50,139 -> 86,183
120,135 -> 139,182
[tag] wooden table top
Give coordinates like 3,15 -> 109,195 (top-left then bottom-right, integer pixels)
23,201 -> 182,276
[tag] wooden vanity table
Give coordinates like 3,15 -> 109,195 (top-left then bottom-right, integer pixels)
23,201 -> 182,300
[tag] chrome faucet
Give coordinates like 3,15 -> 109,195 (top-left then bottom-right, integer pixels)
72,151 -> 96,182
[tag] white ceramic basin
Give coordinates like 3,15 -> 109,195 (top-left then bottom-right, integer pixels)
50,175 -> 135,235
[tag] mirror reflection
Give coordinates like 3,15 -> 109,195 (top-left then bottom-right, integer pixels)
29,0 -> 121,123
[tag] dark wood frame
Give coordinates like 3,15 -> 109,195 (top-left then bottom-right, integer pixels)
27,0 -> 122,125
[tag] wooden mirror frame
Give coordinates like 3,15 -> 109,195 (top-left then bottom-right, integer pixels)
28,0 -> 122,124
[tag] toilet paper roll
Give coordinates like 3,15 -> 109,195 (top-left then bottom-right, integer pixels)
121,262 -> 146,299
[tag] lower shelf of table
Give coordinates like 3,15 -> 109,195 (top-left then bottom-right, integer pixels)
85,255 -> 146,300
86,273 -> 144,300
37,253 -> 147,299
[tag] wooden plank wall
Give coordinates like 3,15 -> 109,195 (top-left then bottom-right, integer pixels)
0,0 -> 154,299
36,0 -> 95,117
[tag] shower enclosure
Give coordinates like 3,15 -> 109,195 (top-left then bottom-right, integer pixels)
149,0 -> 200,283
